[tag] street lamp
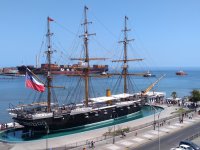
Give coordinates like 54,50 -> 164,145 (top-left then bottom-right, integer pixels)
45,122 -> 49,150
158,111 -> 162,150
150,105 -> 157,130
112,112 -> 118,144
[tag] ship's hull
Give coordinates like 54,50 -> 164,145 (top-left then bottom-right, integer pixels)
143,74 -> 156,77
17,65 -> 108,75
176,72 -> 187,76
13,103 -> 141,131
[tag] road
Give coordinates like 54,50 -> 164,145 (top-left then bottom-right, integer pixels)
134,121 -> 200,150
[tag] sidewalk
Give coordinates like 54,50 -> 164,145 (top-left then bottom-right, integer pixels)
1,105 -> 196,150
94,112 -> 200,150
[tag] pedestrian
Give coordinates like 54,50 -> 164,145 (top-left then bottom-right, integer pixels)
91,140 -> 95,149
122,130 -> 126,137
5,123 -> 8,129
121,130 -> 126,138
168,121 -> 170,125
86,140 -> 89,147
121,130 -> 124,138
135,132 -> 137,136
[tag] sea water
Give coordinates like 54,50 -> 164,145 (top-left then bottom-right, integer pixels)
0,67 -> 200,123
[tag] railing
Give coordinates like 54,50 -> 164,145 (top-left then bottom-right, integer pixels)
48,136 -> 112,150
45,114 -> 200,150
186,132 -> 200,141
48,111 -> 184,150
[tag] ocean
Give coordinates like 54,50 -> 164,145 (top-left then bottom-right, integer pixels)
0,67 -> 200,123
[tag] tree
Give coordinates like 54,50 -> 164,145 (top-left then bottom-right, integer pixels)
171,91 -> 177,100
190,90 -> 200,103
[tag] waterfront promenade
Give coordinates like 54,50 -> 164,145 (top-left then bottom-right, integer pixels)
0,104 -> 199,150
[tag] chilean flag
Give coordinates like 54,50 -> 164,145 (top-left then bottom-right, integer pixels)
25,70 -> 45,92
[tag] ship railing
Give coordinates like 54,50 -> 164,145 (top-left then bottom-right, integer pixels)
32,112 -> 53,119
17,112 -> 33,119
58,104 -> 78,114
53,109 -> 63,118
8,103 -> 22,114
62,103 -> 77,111
8,102 -> 38,113
8,103 -> 17,112
70,107 -> 93,115
60,108 -> 71,114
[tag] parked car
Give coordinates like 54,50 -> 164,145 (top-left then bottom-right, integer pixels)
179,140 -> 200,150
170,148 -> 184,150
179,144 -> 194,150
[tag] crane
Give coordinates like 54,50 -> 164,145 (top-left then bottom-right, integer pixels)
141,74 -> 166,96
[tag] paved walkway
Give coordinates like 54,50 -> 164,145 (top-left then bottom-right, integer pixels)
94,115 -> 200,150
1,104 -> 197,150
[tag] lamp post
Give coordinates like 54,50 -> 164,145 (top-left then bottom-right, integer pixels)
112,112 -> 118,144
45,122 -> 49,150
158,111 -> 161,150
150,105 -> 157,130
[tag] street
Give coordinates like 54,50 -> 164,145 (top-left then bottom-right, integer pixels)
134,121 -> 200,150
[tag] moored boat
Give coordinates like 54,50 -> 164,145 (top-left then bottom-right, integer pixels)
8,7 -> 164,132
0,67 -> 24,77
17,63 -> 108,75
176,70 -> 187,76
143,71 -> 156,77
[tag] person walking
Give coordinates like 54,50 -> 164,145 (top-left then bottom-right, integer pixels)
91,140 -> 95,149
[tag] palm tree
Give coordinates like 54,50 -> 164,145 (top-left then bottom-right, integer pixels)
190,90 -> 200,103
171,91 -> 177,100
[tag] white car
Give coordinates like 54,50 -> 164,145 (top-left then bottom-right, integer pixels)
179,144 -> 194,150
170,148 -> 184,150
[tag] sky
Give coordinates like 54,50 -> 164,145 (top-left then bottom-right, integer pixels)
1,0 -> 200,69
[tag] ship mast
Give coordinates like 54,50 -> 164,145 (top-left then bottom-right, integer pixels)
69,6 -> 106,106
112,16 -> 143,93
81,6 -> 95,107
120,16 -> 134,93
46,16 -> 53,112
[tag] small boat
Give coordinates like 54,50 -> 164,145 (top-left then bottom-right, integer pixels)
101,71 -> 107,75
143,71 -> 156,77
176,70 -> 187,76
0,67 -> 25,77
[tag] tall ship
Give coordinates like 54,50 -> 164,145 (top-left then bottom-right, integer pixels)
8,7 -> 164,132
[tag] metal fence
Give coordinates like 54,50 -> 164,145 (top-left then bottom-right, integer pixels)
47,111 -> 185,150
186,132 -> 200,141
